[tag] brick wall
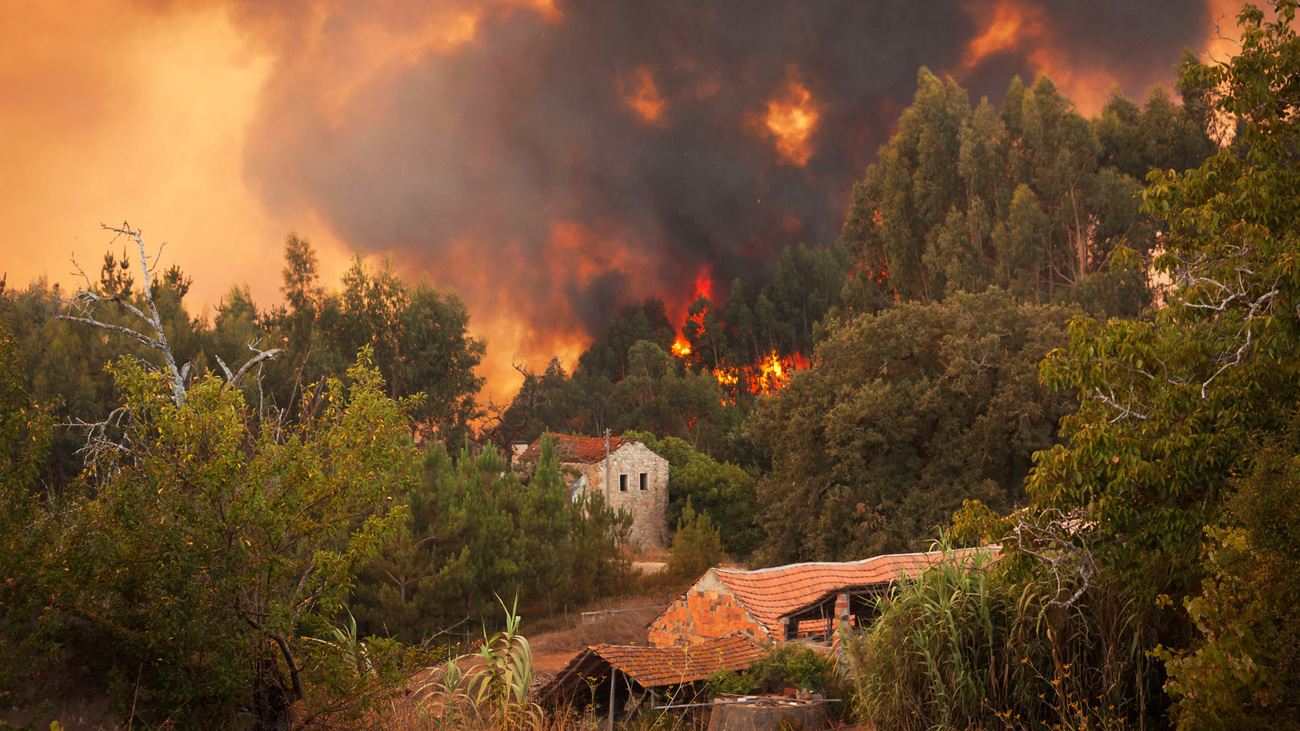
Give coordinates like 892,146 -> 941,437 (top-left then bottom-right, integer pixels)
577,442 -> 668,549
648,571 -> 769,647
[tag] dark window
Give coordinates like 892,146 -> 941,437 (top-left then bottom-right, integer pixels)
619,474 -> 628,492
639,473 -> 648,491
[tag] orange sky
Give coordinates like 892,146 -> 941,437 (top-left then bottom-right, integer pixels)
0,0 -> 1239,403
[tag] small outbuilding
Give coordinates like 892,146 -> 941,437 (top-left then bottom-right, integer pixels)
647,547 -> 995,648
512,433 -> 669,549
536,633 -> 766,711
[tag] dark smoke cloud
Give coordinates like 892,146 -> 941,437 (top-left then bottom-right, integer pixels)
229,0 -> 1207,361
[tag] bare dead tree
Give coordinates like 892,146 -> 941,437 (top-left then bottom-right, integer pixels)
58,222 -> 283,405
1008,508 -> 1098,608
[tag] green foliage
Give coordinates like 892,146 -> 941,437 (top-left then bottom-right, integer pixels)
0,310 -> 56,696
711,644 -> 836,696
417,596 -> 544,729
624,430 -> 763,558
951,3 -> 1300,726
840,67 -> 1213,316
39,352 -> 415,724
492,356 -> 614,445
268,242 -> 487,444
750,288 -> 1074,562
665,498 -> 726,584
846,545 -> 1140,730
1160,427 -> 1300,728
353,435 -> 633,641
578,298 -> 677,383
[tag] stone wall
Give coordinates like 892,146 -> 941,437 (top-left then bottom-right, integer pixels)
575,442 -> 668,550
648,571 -> 769,647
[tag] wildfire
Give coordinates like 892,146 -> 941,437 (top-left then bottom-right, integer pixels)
749,350 -> 811,396
957,0 -> 1045,73
954,0 -> 1116,114
665,264 -> 809,397
759,67 -> 825,167
693,266 -> 714,302
618,66 -> 667,124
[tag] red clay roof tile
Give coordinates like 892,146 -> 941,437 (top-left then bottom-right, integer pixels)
517,434 -> 634,464
710,547 -> 995,636
538,634 -> 766,703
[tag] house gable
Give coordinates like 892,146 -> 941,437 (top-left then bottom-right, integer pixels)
648,569 -> 771,647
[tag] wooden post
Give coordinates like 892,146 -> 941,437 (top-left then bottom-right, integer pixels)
604,428 -> 611,506
608,667 -> 617,731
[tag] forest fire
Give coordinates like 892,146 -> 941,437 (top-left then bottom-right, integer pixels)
759,67 -> 824,166
668,262 -> 810,397
671,265 -> 715,357
954,0 -> 1120,112
619,66 -> 667,124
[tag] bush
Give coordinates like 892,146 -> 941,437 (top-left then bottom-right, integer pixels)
711,645 -> 836,697
843,543 -> 1148,730
7,352 -> 418,726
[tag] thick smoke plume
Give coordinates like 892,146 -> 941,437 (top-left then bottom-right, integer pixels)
54,0 -> 1222,397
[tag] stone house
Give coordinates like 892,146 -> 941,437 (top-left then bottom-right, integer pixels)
647,547 -> 995,648
512,434 -> 669,549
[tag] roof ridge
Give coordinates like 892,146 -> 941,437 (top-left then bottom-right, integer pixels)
715,548 -> 977,577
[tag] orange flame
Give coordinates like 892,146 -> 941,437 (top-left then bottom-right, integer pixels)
670,264 -> 714,360
758,66 -> 824,167
618,66 -> 667,124
693,264 -> 714,302
748,350 -> 811,396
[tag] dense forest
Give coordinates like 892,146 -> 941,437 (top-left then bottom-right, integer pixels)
3,2 -> 1299,727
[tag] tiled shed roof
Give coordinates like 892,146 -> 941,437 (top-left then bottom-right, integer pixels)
517,434 -> 633,464
711,547 -> 994,636
537,634 -> 765,703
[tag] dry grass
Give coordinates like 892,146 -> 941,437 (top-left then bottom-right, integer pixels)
530,604 -> 665,674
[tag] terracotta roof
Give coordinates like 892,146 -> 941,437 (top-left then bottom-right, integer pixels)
709,547 -> 996,637
516,434 -> 633,464
537,634 -> 765,703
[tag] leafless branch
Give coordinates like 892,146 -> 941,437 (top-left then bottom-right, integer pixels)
1010,508 -> 1097,608
58,222 -> 284,407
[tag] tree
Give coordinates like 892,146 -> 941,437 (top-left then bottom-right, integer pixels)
577,298 -> 676,382
1161,429 -> 1300,728
610,340 -> 735,452
45,352 -> 414,725
353,436 -> 632,641
751,289 -> 1074,563
839,67 -> 1212,315
953,3 -> 1300,723
267,237 -> 486,443
664,499 -> 725,584
0,308 -> 55,691
59,223 -> 281,404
